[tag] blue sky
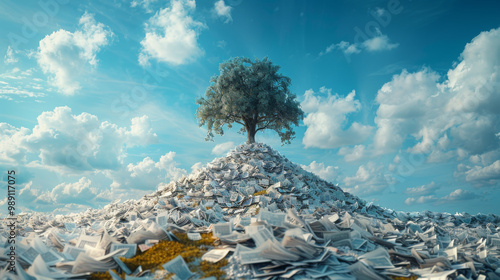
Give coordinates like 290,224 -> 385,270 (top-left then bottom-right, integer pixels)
1,0 -> 500,216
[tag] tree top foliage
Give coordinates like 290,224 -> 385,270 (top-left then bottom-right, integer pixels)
196,57 -> 304,145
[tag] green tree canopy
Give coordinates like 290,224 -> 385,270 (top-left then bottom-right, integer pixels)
196,57 -> 304,145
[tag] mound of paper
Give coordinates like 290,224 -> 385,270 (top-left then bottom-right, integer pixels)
1,143 -> 500,279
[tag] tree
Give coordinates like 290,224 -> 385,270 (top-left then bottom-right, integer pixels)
196,57 -> 304,145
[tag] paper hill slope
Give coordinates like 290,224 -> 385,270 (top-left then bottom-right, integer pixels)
154,142 -> 374,218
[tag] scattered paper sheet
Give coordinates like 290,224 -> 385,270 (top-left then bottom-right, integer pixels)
162,255 -> 194,280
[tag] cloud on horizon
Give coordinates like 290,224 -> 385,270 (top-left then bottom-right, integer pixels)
301,161 -> 340,183
212,141 -> 235,155
0,106 -> 157,172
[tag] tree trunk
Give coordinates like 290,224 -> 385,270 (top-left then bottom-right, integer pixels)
246,122 -> 256,144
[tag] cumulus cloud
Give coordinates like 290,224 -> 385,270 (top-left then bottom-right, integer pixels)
302,87 -> 373,149
109,152 -> 187,190
0,123 -> 30,163
0,106 -> 157,171
405,182 -> 439,196
50,177 -> 98,205
446,28 -> 500,115
469,149 -> 500,166
4,46 -> 18,64
374,68 -> 444,154
405,195 -> 438,205
191,162 -> 203,172
18,182 -> 42,205
338,145 -> 366,162
442,189 -> 479,202
375,28 -> 500,157
139,0 -> 205,66
462,160 -> 500,186
36,12 -> 113,94
301,161 -> 340,182
9,179 -> 114,213
362,34 -> 399,51
443,28 -> 500,157
343,162 -> 388,196
371,27 -> 500,188
214,0 -> 232,23
212,141 -> 235,155
405,187 -> 480,206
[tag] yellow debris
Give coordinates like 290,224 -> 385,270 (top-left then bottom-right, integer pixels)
253,190 -> 267,196
89,232 -> 227,280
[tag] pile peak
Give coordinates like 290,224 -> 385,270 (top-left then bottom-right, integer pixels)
154,142 -> 373,221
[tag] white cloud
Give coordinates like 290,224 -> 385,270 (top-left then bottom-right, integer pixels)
214,0 -> 232,23
374,68 -> 444,154
405,182 -> 438,196
463,160 -> 500,185
0,106 -> 157,171
212,141 -> 235,155
0,68 -> 46,99
426,135 -> 455,162
217,40 -> 227,49
128,115 -> 159,144
139,0 -> 205,66
446,27 -> 500,115
374,28 -> 500,158
405,187 -> 480,206
0,87 -> 43,98
51,203 -> 91,215
338,145 -> 366,162
191,162 -> 203,172
109,152 -> 187,190
18,182 -> 42,204
442,189 -> 478,202
469,149 -> 500,166
0,123 -> 30,163
362,34 -> 399,51
131,0 -> 158,12
343,162 -> 388,196
0,152 -> 187,213
155,152 -> 187,180
36,12 -> 113,95
4,46 -> 18,64
12,181 -> 70,212
405,195 -> 438,205
444,28 -> 500,157
301,161 -> 340,182
371,27 -> 500,188
50,177 -> 98,204
320,41 -> 360,56
10,179 -> 114,213
320,30 -> 398,57
302,87 -> 373,149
